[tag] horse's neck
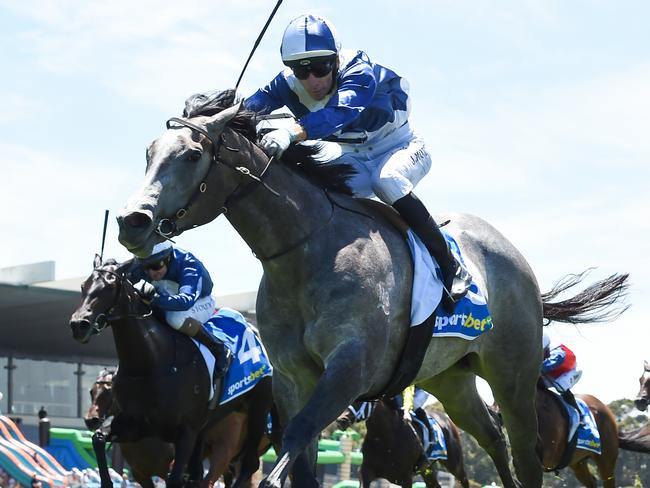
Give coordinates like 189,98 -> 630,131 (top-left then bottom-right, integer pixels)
226,162 -> 333,265
111,302 -> 173,376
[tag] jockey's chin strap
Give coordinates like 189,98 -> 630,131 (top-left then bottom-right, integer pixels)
91,268 -> 152,334
155,116 -> 279,239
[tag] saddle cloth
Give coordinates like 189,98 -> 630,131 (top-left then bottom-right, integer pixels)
560,396 -> 602,455
195,307 -> 273,405
408,229 -> 493,339
410,412 -> 448,461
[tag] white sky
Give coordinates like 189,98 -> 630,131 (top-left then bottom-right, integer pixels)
1,0 -> 649,404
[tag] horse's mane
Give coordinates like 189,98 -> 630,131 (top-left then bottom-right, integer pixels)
183,89 -> 355,195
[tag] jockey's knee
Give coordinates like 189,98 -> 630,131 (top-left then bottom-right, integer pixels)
371,174 -> 411,205
165,312 -> 186,330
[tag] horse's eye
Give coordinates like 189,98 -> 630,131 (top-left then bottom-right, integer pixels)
187,149 -> 202,162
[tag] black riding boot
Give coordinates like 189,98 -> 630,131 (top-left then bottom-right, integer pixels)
561,389 -> 583,422
194,325 -> 233,379
392,193 -> 472,313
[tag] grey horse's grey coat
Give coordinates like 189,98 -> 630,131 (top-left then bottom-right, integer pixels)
116,96 -> 627,488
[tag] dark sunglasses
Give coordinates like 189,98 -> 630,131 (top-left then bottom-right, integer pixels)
288,58 -> 336,80
143,260 -> 167,272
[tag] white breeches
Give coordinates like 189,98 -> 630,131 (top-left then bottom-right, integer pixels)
165,295 -> 216,330
320,123 -> 432,204
544,368 -> 582,392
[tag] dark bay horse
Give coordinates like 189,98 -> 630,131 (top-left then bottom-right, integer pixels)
115,89 -> 629,488
85,369 -> 276,488
634,360 -> 650,412
69,256 -> 273,488
535,384 -> 623,487
338,399 -> 469,488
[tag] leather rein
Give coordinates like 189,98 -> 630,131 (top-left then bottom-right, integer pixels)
157,115 -> 335,261
90,268 -> 152,334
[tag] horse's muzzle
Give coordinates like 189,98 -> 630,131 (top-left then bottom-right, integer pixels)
635,398 -> 648,412
116,209 -> 158,255
69,318 -> 93,344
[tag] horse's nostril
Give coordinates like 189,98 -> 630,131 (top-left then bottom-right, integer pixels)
123,211 -> 153,229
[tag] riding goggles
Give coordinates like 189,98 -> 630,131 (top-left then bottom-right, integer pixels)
286,56 -> 336,80
143,259 -> 168,271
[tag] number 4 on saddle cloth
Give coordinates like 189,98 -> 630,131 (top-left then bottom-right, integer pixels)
193,307 -> 273,405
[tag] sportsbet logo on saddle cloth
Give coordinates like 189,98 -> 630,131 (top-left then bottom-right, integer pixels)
194,307 -> 273,405
408,229 -> 492,339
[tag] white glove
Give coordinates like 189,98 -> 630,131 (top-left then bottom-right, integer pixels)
260,127 -> 296,157
133,280 -> 157,301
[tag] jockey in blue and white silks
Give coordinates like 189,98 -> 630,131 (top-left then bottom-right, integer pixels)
246,13 -> 471,317
131,242 -> 214,325
130,241 -> 233,385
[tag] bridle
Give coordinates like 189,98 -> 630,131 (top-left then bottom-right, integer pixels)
155,113 -> 336,261
88,268 -> 152,334
155,114 -> 278,239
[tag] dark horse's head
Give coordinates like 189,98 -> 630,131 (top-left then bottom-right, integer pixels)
635,360 -> 650,411
84,368 -> 116,431
69,255 -> 137,344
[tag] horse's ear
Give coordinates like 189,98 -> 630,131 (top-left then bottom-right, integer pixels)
94,254 -> 102,269
204,101 -> 243,136
116,258 -> 134,275
645,360 -> 650,371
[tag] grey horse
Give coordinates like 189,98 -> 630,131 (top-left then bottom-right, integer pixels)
116,90 -> 628,488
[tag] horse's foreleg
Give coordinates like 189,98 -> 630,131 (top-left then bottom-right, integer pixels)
260,341 -> 369,488
91,429 -> 113,488
168,427 -> 199,488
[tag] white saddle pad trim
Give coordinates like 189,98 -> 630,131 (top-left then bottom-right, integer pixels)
407,229 -> 443,326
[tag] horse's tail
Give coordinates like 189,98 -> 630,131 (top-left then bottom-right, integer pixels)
618,425 -> 650,453
541,270 -> 629,324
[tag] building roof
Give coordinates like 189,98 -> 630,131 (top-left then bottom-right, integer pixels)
0,263 -> 257,364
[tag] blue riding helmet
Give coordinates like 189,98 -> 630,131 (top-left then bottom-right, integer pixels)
280,14 -> 341,64
139,241 -> 173,267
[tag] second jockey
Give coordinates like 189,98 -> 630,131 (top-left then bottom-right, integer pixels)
541,332 -> 583,413
130,242 -> 233,399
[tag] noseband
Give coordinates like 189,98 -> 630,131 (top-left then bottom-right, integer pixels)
89,268 -> 152,334
156,116 -> 278,238
155,113 -> 336,261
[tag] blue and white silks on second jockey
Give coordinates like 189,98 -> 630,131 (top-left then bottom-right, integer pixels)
408,229 -> 493,339
196,308 -> 273,405
131,246 -> 215,330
